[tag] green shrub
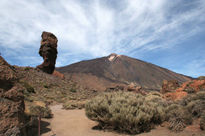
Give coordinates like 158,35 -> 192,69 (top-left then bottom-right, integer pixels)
180,91 -> 205,106
29,105 -> 52,118
184,87 -> 195,93
44,84 -> 49,88
24,67 -> 32,71
166,104 -> 192,132
200,111 -> 205,130
85,91 -> 167,134
21,82 -> 35,93
70,88 -> 77,93
186,100 -> 205,117
180,91 -> 205,118
63,101 -> 85,110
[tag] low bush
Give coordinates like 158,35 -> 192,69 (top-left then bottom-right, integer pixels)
29,105 -> 52,118
21,82 -> 35,93
166,104 -> 192,132
176,91 -> 205,131
25,101 -> 52,118
180,91 -> 205,106
180,91 -> 205,118
200,111 -> 205,130
63,101 -> 85,110
186,100 -> 205,117
85,91 -> 167,134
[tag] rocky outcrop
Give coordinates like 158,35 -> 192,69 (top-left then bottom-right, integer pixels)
163,78 -> 205,101
0,56 -> 26,136
161,80 -> 180,94
126,83 -> 147,95
52,70 -> 65,79
105,83 -> 147,95
176,79 -> 205,93
37,31 -> 58,74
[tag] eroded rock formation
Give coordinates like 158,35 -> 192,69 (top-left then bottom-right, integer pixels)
161,80 -> 180,94
0,56 -> 26,136
37,31 -> 58,74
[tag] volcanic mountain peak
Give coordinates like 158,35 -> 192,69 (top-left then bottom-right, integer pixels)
57,54 -> 191,91
108,53 -> 121,62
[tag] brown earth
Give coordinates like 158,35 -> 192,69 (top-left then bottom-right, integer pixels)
41,105 -> 205,136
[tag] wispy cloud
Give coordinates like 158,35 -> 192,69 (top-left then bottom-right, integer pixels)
0,0 -> 205,77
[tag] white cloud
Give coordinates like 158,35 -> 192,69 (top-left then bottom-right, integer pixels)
0,0 -> 205,75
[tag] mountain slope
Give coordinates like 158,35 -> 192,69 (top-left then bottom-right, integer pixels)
57,53 -> 191,91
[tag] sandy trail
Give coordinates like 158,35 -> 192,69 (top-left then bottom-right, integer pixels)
42,105 -> 205,136
41,105 -> 124,136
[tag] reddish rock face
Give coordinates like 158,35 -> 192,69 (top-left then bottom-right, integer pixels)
176,79 -> 205,93
37,31 -> 58,74
0,56 -> 25,136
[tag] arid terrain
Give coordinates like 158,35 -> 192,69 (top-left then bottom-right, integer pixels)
1,54 -> 205,136
1,0 -> 205,135
41,105 -> 204,136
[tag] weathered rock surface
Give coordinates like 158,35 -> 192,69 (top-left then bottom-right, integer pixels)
52,70 -> 65,79
161,80 -> 180,94
163,78 -> 205,101
37,31 -> 58,74
0,56 -> 26,136
105,83 -> 147,95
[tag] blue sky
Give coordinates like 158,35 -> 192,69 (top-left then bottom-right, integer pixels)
0,0 -> 205,77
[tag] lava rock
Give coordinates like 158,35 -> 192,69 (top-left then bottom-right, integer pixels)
37,31 -> 58,74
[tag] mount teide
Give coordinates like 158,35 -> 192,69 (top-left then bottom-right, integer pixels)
57,53 -> 191,91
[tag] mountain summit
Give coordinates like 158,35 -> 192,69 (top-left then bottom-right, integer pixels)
57,54 -> 191,91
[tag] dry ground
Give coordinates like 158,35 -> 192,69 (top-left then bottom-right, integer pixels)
41,105 -> 205,136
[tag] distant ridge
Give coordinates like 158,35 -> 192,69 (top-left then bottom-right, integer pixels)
57,53 -> 191,91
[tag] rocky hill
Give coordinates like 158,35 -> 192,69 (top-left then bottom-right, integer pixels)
0,55 -> 97,136
57,53 -> 191,91
0,56 -> 26,135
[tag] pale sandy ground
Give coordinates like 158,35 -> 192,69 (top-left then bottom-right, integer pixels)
41,105 -> 205,136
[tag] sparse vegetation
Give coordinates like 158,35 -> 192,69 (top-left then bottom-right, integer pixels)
85,90 -> 205,134
180,91 -> 205,117
70,88 -> 77,93
85,91 -> 168,134
63,101 -> 86,110
43,84 -> 49,88
166,104 -> 192,132
200,111 -> 205,130
21,81 -> 35,93
25,101 -> 52,118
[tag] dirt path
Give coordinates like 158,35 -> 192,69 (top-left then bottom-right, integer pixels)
41,105 -> 125,136
42,105 -> 205,136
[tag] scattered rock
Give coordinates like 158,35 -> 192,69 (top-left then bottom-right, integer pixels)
105,85 -> 125,92
105,83 -> 147,95
37,31 -> 58,74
